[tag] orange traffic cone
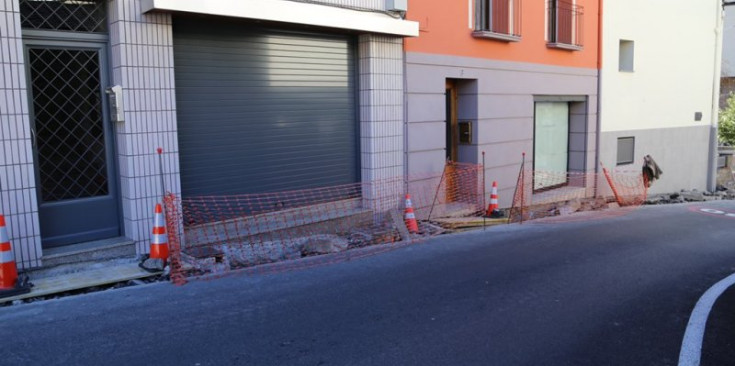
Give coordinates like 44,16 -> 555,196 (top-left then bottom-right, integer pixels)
150,203 -> 169,262
404,194 -> 419,234
0,214 -> 18,290
486,181 -> 503,217
140,203 -> 169,273
0,214 -> 31,297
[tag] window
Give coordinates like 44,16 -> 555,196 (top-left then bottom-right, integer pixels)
547,0 -> 583,50
473,0 -> 522,42
619,40 -> 635,72
20,0 -> 107,33
617,137 -> 635,165
534,102 -> 570,190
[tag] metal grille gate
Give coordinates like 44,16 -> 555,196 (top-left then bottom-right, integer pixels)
28,48 -> 109,201
20,0 -> 106,33
21,0 -> 119,248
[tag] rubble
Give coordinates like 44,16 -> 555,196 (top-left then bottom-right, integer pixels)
680,190 -> 705,202
218,240 -> 301,268
139,257 -> 165,272
300,235 -> 349,256
643,189 -> 735,205
558,199 -> 582,216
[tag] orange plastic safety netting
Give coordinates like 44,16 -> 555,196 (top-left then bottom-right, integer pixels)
163,162 -> 485,283
508,163 -> 648,224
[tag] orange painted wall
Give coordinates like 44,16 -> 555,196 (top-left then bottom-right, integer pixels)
405,0 -> 600,70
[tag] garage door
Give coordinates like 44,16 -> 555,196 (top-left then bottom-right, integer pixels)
173,17 -> 359,197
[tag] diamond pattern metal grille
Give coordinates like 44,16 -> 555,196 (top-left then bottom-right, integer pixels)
20,0 -> 107,33
29,48 -> 109,202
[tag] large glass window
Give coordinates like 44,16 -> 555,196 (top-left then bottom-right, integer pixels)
534,102 -> 569,190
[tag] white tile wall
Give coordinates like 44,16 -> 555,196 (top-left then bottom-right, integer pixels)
358,34 -> 405,209
308,0 -> 386,11
109,0 -> 180,254
0,0 -> 40,269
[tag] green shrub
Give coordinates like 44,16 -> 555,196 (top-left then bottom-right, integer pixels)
721,93 -> 735,146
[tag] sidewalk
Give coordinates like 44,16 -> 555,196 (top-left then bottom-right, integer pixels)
0,259 -> 162,305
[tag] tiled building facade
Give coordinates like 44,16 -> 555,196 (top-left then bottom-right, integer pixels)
0,0 -> 417,270
0,0 -> 39,268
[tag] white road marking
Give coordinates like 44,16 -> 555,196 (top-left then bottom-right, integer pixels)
678,272 -> 735,366
700,208 -> 725,215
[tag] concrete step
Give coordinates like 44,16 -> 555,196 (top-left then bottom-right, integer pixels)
39,237 -> 137,269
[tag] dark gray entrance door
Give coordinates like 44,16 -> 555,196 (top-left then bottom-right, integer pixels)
173,17 -> 359,197
25,42 -> 120,248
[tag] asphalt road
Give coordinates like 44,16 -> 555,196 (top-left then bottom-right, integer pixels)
1,201 -> 735,366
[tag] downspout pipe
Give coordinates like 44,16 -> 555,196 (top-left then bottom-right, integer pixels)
594,0 -> 603,196
708,1 -> 725,191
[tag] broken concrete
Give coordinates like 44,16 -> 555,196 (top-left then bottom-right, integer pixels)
643,188 -> 735,205
219,240 -> 302,268
680,190 -> 705,202
139,258 -> 165,272
300,235 -> 349,256
559,199 -> 582,216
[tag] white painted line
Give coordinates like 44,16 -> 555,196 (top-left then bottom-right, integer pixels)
700,208 -> 725,215
678,272 -> 735,366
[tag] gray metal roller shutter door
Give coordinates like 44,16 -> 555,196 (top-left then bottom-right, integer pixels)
173,17 -> 359,197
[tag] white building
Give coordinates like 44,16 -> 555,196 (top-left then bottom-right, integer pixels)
599,0 -> 724,194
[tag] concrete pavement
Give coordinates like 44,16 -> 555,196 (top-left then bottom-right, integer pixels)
1,201 -> 735,365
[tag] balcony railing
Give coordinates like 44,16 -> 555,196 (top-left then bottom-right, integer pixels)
473,0 -> 522,42
547,0 -> 583,50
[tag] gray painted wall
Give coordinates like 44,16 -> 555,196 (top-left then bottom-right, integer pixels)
599,126 -> 711,195
405,52 -> 598,207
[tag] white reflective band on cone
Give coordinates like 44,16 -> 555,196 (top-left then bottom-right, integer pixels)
491,198 -> 498,204
405,213 -> 415,219
0,229 -> 8,244
0,249 -> 14,264
152,234 -> 168,245
154,214 -> 165,227
406,199 -> 412,207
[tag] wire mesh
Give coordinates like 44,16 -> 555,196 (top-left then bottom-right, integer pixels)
163,162 -> 484,283
20,0 -> 107,33
508,163 -> 647,224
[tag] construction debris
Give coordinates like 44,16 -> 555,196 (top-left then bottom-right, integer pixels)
300,235 -> 349,256
139,257 -> 165,272
645,189 -> 735,205
431,217 -> 507,230
389,209 -> 412,242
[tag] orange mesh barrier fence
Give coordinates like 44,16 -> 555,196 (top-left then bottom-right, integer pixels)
163,162 -> 484,283
508,161 -> 647,224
